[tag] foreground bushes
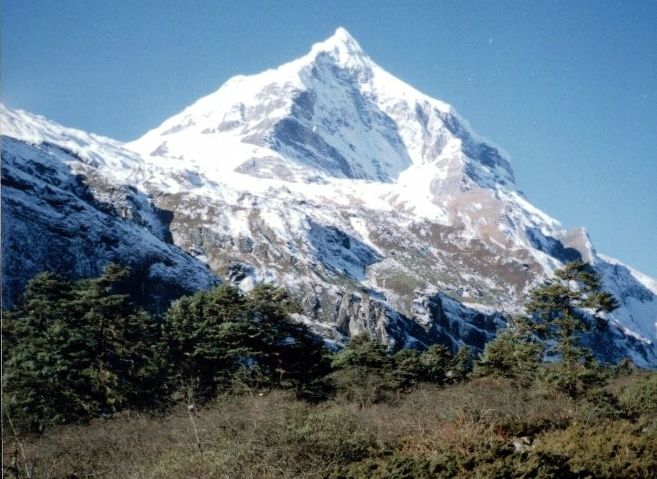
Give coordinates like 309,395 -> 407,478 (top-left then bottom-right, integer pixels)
618,373 -> 657,418
4,375 -> 656,479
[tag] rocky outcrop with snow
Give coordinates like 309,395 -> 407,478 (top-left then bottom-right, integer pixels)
2,28 -> 656,365
1,107 -> 219,311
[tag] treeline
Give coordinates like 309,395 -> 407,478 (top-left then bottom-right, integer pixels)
2,263 -> 477,433
0,260 -> 639,434
3,264 -> 326,431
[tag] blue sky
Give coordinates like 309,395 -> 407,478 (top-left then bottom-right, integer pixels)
2,0 -> 656,277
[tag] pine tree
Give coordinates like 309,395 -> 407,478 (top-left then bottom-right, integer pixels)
525,260 -> 618,397
447,345 -> 474,383
3,273 -> 81,431
475,316 -> 543,384
3,265 -> 161,431
393,344 -> 453,387
162,284 -> 250,403
419,344 -> 452,385
244,284 -> 330,389
70,264 -> 162,413
162,283 -> 329,403
331,335 -> 392,370
393,348 -> 423,387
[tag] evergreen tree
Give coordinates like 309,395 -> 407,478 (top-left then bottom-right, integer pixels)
162,284 -> 250,403
331,335 -> 393,370
525,260 -> 618,397
3,273 -> 80,431
475,317 -> 543,384
393,348 -> 423,387
70,264 -> 162,413
3,265 -> 159,431
419,344 -> 452,385
244,285 -> 330,389
393,345 -> 453,387
330,335 -> 398,405
447,345 -> 474,383
162,284 -> 329,403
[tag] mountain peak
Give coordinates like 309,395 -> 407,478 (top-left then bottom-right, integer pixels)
307,27 -> 369,68
329,27 -> 358,47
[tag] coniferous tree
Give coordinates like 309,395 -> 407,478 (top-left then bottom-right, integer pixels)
524,260 -> 618,397
3,265 -> 159,431
419,344 -> 452,385
393,345 -> 453,387
70,264 -> 162,413
393,348 -> 424,387
244,284 -> 330,389
3,273 -> 80,431
475,317 -> 543,384
162,283 -> 329,403
162,284 -> 250,403
329,335 -> 399,405
447,345 -> 474,383
331,335 -> 392,371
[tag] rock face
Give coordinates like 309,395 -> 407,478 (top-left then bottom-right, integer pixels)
2,28 -> 657,365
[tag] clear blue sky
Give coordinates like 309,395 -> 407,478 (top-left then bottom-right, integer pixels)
2,0 -> 656,277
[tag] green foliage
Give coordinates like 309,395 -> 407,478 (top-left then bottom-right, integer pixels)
618,372 -> 657,418
161,284 -> 250,402
329,336 -> 398,405
6,375 -> 656,479
3,273 -> 79,430
162,283 -> 330,403
524,260 -> 618,398
475,317 -> 543,384
447,345 -> 474,383
3,265 -> 161,432
331,335 -> 392,370
393,344 -> 453,387
419,344 -> 452,384
393,348 -> 424,387
244,285 -> 330,390
329,336 -> 456,405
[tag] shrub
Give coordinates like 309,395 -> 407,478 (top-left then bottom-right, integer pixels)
618,372 -> 657,418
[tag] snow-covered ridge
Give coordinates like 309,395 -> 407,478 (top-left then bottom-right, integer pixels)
598,254 -> 657,297
1,104 -> 148,186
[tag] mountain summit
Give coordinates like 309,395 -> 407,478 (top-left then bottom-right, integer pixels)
3,29 -> 657,365
128,27 -> 514,189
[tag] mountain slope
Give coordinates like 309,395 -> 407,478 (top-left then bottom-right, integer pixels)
2,28 -> 656,365
1,106 -> 219,311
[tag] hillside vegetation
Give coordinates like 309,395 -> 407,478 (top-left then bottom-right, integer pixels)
3,261 -> 657,478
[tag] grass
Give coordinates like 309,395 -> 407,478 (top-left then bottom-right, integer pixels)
3,374 -> 657,478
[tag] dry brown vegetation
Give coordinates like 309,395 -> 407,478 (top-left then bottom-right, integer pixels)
4,374 -> 656,479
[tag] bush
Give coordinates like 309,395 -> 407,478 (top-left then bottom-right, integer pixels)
618,372 -> 657,418
329,367 -> 400,407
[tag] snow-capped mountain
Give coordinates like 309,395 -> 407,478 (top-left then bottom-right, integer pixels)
2,28 -> 656,365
